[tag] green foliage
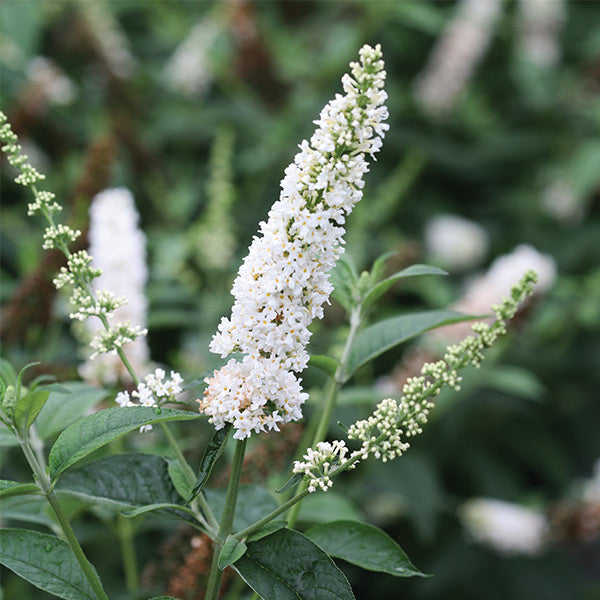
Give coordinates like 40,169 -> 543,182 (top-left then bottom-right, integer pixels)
57,454 -> 181,508
0,529 -> 98,600
205,485 -> 278,533
35,382 -> 108,440
188,423 -> 231,502
14,389 -> 49,437
305,520 -> 425,578
0,480 -> 40,499
234,528 -> 355,600
345,310 -> 472,380
218,535 -> 247,569
48,407 -> 202,480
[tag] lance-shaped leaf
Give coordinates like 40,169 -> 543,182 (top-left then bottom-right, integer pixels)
344,310 -> 473,381
330,257 -> 359,315
14,389 -> 49,436
0,528 -> 98,600
48,407 -> 201,481
0,480 -> 40,499
308,355 -> 339,379
36,382 -> 108,440
246,520 -> 288,543
361,264 -> 447,313
58,454 -> 182,508
305,520 -> 425,577
122,503 -> 198,520
219,535 -> 248,569
187,424 -> 231,503
234,528 -> 355,600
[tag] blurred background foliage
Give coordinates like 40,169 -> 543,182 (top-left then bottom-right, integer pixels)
1,1 -> 599,599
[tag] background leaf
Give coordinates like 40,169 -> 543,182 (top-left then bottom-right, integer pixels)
35,382 -> 109,440
305,520 -> 425,577
234,528 -> 355,600
0,528 -> 98,600
205,485 -> 278,532
48,407 -> 201,481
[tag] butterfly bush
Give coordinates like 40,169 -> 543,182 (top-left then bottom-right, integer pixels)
199,44 -> 389,440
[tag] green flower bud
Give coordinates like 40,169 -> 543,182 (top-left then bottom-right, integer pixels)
2,385 -> 17,420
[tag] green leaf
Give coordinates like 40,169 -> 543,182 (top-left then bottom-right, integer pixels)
297,491 -> 362,524
362,264 -> 448,313
308,355 -> 339,378
234,528 -> 355,600
0,480 -> 40,499
188,424 -> 231,503
338,386 -> 388,406
57,454 -> 182,508
168,459 -> 193,501
14,389 -> 49,436
274,472 -> 302,494
330,256 -> 359,314
246,520 -> 288,543
305,520 -> 425,578
0,496 -> 53,527
345,310 -> 472,380
0,358 -> 17,386
0,422 -> 18,447
48,407 -> 201,481
206,485 -> 278,532
219,536 -> 247,569
484,365 -> 545,400
36,382 -> 109,440
370,250 -> 398,285
122,503 -> 197,520
0,528 -> 98,600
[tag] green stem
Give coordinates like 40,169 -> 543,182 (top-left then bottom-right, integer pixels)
19,438 -> 110,600
118,514 -> 138,591
205,438 -> 247,600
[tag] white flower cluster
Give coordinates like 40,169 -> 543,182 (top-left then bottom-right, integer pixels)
349,272 -> 537,465
413,0 -> 501,117
164,18 -> 220,98
517,0 -> 565,69
292,440 -> 354,493
200,44 -> 389,440
348,396 -> 428,463
424,214 -> 489,272
116,368 -> 184,432
460,498 -> 549,556
79,188 -> 150,384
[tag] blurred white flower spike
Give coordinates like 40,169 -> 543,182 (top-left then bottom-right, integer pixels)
79,188 -> 151,385
424,214 -> 489,271
413,0 -> 501,117
460,498 -> 549,556
199,44 -> 389,440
